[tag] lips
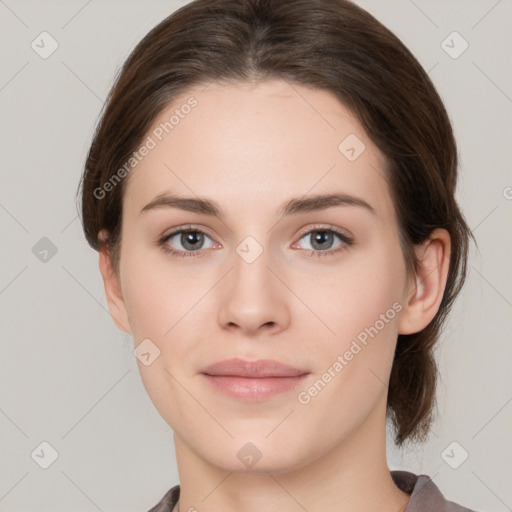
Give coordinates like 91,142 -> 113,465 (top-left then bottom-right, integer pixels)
199,358 -> 310,401
200,358 -> 309,378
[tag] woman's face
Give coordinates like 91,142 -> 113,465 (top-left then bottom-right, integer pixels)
108,79 -> 415,472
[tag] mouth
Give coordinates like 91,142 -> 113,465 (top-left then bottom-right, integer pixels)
199,358 -> 310,401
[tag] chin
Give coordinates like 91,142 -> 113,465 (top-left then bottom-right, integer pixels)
201,436 -> 312,475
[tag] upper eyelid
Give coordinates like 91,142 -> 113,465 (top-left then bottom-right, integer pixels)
296,224 -> 352,240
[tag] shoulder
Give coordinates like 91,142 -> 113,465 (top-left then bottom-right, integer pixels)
391,470 -> 479,512
149,474 -> 480,512
146,485 -> 180,512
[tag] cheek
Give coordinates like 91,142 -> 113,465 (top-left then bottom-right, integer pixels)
300,243 -> 406,405
119,247 -> 202,425
309,245 -> 405,341
293,262 -> 403,437
120,242 -> 201,340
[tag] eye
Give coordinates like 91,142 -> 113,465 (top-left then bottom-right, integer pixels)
292,226 -> 353,258
159,226 -> 217,258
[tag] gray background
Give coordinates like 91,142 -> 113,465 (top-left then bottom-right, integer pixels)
0,0 -> 511,511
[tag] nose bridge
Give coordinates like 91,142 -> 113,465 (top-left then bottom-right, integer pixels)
235,234 -> 266,267
217,233 -> 289,333
231,233 -> 275,299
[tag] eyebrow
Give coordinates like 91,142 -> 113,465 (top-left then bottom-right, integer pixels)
139,192 -> 377,218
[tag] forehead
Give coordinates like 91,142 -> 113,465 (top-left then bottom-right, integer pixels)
123,79 -> 394,223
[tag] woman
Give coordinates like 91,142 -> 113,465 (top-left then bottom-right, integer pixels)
77,0 -> 477,510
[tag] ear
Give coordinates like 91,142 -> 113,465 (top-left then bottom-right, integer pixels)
98,230 -> 132,334
398,228 -> 451,335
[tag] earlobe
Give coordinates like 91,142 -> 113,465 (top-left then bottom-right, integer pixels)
398,228 -> 451,335
98,236 -> 132,334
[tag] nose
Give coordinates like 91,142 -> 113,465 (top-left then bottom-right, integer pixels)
217,245 -> 290,337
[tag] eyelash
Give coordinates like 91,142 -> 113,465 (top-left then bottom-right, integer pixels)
158,224 -> 353,259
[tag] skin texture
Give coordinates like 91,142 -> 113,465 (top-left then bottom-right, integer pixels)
99,79 -> 451,512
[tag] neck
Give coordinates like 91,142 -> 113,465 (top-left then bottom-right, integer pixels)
172,400 -> 410,512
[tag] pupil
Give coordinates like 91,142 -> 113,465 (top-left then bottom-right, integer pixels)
313,231 -> 332,249
183,231 -> 202,250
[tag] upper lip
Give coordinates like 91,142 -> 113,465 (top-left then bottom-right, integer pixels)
200,358 -> 309,378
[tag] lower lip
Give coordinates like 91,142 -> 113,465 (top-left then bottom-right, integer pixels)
202,374 -> 309,401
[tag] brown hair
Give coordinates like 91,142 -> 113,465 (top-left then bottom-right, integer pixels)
77,0 -> 475,447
